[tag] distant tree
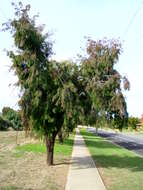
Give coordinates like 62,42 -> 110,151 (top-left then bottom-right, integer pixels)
2,107 -> 22,130
128,116 -> 139,130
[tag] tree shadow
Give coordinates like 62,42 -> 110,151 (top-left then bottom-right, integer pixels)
55,132 -> 143,172
62,154 -> 143,172
53,161 -> 72,166
80,131 -> 143,172
92,154 -> 143,172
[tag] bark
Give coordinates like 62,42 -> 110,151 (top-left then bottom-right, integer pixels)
45,133 -> 57,165
58,130 -> 63,144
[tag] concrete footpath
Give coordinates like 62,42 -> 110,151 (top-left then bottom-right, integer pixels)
65,128 -> 106,190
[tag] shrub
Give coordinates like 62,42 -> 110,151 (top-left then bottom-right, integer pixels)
0,116 -> 13,131
128,116 -> 139,130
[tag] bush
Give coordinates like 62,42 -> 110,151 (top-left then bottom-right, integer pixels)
128,117 -> 139,130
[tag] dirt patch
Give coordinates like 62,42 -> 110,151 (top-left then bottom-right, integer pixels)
0,154 -> 70,190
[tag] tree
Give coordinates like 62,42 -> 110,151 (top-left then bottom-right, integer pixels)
4,2 -> 79,165
80,38 -> 130,131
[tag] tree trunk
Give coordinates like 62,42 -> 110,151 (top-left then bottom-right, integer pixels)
16,129 -> 18,145
58,130 -> 63,144
95,125 -> 98,135
45,133 -> 56,166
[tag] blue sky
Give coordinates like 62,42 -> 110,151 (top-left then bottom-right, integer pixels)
0,0 -> 143,117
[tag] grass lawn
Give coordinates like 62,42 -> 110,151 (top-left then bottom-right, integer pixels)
0,131 -> 74,190
80,129 -> 143,190
15,136 -> 74,156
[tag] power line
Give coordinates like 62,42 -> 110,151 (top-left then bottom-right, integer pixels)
122,1 -> 143,41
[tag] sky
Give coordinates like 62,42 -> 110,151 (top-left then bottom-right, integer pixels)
0,0 -> 143,117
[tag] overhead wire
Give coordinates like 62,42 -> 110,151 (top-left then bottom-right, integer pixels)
121,1 -> 143,41
0,7 -> 9,20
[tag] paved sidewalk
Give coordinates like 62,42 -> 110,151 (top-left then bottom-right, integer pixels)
65,128 -> 106,190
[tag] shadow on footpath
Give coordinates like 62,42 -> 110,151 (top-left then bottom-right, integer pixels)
61,154 -> 143,172
55,131 -> 143,171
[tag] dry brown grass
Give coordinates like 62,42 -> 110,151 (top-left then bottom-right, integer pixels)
0,131 -> 72,190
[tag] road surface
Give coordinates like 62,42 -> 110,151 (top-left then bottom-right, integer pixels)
87,127 -> 143,157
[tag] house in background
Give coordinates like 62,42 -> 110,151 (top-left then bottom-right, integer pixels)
136,115 -> 143,130
140,114 -> 143,124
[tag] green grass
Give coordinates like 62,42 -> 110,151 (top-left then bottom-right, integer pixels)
15,134 -> 74,156
1,186 -> 20,190
80,129 -> 143,190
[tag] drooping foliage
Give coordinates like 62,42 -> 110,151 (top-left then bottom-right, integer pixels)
4,2 -> 79,165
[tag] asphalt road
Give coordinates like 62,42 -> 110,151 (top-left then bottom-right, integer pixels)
87,127 -> 143,157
